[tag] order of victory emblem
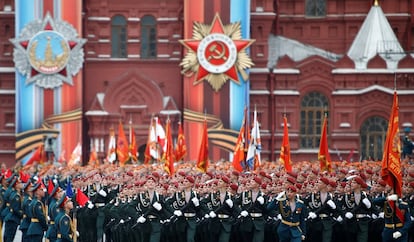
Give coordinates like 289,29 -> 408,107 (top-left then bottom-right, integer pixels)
180,14 -> 255,92
10,13 -> 86,89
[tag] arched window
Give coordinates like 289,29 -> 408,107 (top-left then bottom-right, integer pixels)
305,0 -> 326,17
111,15 -> 127,58
141,15 -> 157,59
300,92 -> 329,148
360,116 -> 388,161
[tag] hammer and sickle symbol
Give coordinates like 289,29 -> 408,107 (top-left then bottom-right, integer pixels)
207,42 -> 227,61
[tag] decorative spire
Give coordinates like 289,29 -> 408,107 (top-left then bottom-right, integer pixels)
374,0 -> 379,6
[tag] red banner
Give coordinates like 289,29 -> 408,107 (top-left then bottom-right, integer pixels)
381,91 -> 402,196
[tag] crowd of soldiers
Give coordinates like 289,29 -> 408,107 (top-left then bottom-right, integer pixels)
0,158 -> 414,242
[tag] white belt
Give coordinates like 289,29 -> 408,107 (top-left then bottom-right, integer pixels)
148,215 -> 157,219
218,214 -> 230,219
95,203 -> 105,207
250,213 -> 263,218
319,214 -> 329,218
355,214 -> 368,219
184,213 -> 196,217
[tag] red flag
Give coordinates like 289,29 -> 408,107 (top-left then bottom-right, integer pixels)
196,119 -> 209,173
318,114 -> 332,172
19,171 -> 30,183
117,121 -> 129,166
175,122 -> 187,161
279,116 -> 292,172
129,120 -> 138,161
381,91 -> 402,197
76,188 -> 90,207
47,180 -> 54,195
88,146 -> 98,166
163,119 -> 175,176
232,108 -> 247,172
25,144 -> 46,166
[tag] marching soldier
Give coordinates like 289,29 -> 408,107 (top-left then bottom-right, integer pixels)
135,174 -> 168,242
166,174 -> 200,242
342,176 -> 373,242
267,185 -> 307,242
373,191 -> 412,242
306,177 -> 338,242
237,176 -> 268,242
27,181 -> 48,242
201,175 -> 236,242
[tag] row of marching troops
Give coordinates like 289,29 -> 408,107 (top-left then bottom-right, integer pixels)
0,160 -> 414,242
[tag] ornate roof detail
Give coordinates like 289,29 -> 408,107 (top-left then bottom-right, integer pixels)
267,35 -> 342,69
347,4 -> 405,70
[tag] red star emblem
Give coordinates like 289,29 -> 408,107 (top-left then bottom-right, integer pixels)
19,21 -> 78,79
180,14 -> 255,90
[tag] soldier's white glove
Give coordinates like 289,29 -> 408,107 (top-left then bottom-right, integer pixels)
137,216 -> 146,223
277,214 -> 282,220
371,213 -> 378,219
174,210 -> 182,217
76,231 -> 80,237
47,216 -> 51,221
257,196 -> 265,205
276,191 -> 286,201
191,197 -> 200,207
204,214 -> 210,219
301,235 -> 306,241
153,202 -> 162,211
308,212 -> 317,220
120,219 -> 125,224
345,212 -> 353,219
336,215 -> 343,222
393,231 -> 402,239
98,189 -> 107,197
387,194 -> 398,201
378,212 -> 384,218
326,200 -> 336,209
209,211 -> 217,218
87,202 -> 94,209
411,216 -> 414,221
240,210 -> 248,217
362,198 -> 371,208
225,199 -> 233,208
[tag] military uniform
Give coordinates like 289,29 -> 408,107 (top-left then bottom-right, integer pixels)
237,188 -> 268,242
166,187 -> 200,242
57,213 -> 74,242
267,191 -> 307,242
46,185 -> 62,242
136,190 -> 168,242
305,190 -> 338,242
201,190 -> 235,242
3,177 -> 23,242
373,195 -> 412,242
19,186 -> 33,242
27,195 -> 48,241
342,191 -> 372,242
